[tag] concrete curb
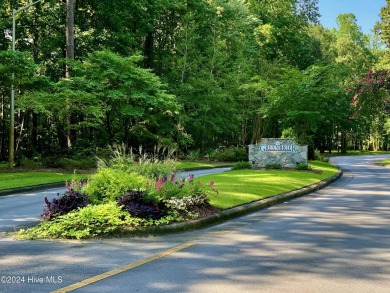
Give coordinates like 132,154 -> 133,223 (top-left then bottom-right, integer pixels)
122,170 -> 343,237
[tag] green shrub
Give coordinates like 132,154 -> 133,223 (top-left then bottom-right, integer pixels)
58,158 -> 96,170
97,144 -> 178,179
84,168 -> 146,204
295,163 -> 312,171
314,151 -> 330,162
127,159 -> 177,179
232,161 -> 252,170
17,202 -> 142,240
187,150 -> 201,160
265,163 -> 282,169
214,146 -> 247,162
20,158 -> 41,169
147,173 -> 218,202
42,157 -> 96,169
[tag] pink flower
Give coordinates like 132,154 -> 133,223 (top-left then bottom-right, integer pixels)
208,181 -> 215,186
155,179 -> 164,191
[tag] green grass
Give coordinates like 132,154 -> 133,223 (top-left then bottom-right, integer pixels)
328,150 -> 390,156
200,161 -> 338,210
0,172 -> 90,191
177,161 -> 232,170
376,158 -> 390,166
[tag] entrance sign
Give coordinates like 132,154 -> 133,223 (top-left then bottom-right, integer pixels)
249,138 -> 308,168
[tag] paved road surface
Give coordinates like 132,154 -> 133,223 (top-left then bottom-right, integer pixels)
0,156 -> 389,292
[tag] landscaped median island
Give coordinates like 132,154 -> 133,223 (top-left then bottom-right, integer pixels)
15,159 -> 338,240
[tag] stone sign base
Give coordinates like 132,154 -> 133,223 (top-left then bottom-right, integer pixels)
249,138 -> 308,168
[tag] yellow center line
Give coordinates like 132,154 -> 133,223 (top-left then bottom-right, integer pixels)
51,241 -> 196,293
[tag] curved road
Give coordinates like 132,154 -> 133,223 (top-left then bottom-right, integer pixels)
0,156 -> 390,292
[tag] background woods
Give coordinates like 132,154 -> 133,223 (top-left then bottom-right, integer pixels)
1,0 -> 390,165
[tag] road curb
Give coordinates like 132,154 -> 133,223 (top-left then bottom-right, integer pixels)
122,169 -> 343,236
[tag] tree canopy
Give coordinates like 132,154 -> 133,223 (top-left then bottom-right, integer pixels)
0,0 -> 389,164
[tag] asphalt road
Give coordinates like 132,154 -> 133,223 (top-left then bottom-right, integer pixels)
1,156 -> 390,293
0,167 -> 232,232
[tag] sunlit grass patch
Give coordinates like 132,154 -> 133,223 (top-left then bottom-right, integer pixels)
0,172 -> 89,191
200,161 -> 338,209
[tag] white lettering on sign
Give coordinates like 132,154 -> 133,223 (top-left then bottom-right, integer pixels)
259,141 -> 297,152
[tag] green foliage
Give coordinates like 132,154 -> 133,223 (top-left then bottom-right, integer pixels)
97,144 -> 178,179
232,161 -> 252,170
214,147 -> 247,162
147,173 -> 218,202
265,163 -> 282,169
294,163 -> 312,171
186,150 -> 201,161
84,168 -> 146,204
17,202 -> 142,240
314,151 -> 330,162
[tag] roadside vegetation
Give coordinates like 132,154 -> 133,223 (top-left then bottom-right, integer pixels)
0,172 -> 89,191
15,149 -> 338,240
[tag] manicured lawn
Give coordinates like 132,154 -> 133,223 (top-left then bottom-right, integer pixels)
377,158 -> 390,165
200,161 -> 339,209
176,161 -> 232,170
329,150 -> 390,156
0,172 -> 90,191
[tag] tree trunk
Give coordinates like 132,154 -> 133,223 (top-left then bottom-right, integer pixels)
65,0 -> 74,148
0,95 -> 5,160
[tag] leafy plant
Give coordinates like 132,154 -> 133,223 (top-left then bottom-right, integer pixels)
148,173 -> 219,201
232,161 -> 252,170
97,144 -> 178,179
295,163 -> 312,171
187,150 -> 201,160
214,146 -> 247,162
18,202 -> 142,240
41,187 -> 88,221
84,168 -> 146,204
116,190 -> 165,219
265,163 -> 282,169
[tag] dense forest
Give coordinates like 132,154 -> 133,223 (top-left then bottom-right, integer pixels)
1,0 -> 390,167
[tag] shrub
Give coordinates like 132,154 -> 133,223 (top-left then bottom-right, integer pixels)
84,168 -> 146,204
314,150 -> 330,162
96,144 -> 178,180
58,158 -> 96,170
214,146 -> 247,162
265,163 -> 282,169
187,150 -> 201,160
164,194 -> 209,211
127,159 -> 177,179
20,158 -> 41,169
41,188 -> 88,221
295,163 -> 312,171
42,157 -> 96,169
116,190 -> 165,219
18,202 -> 142,240
148,173 -> 219,201
232,161 -> 252,170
